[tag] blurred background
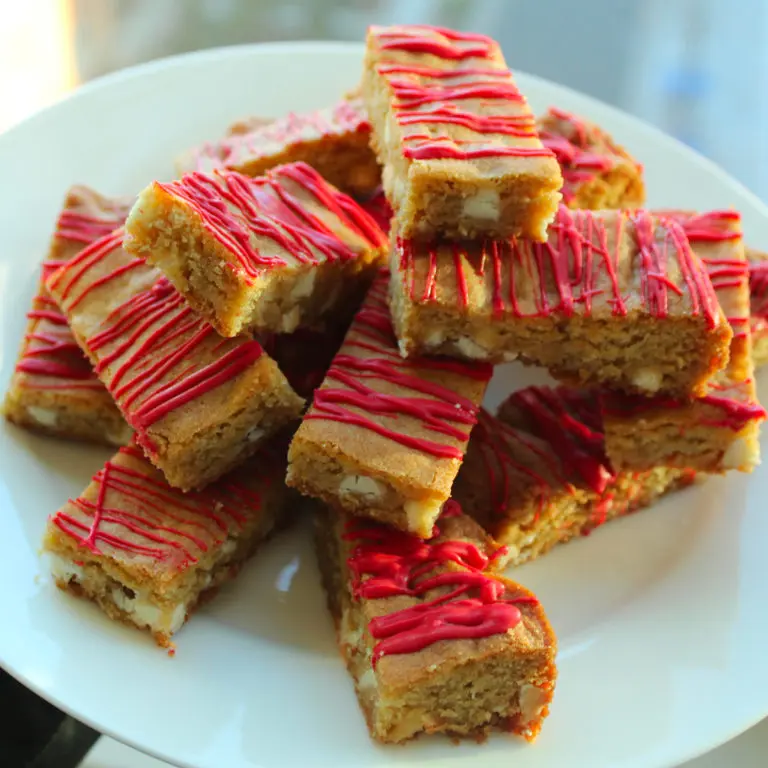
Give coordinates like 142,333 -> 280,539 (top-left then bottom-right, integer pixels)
0,1 -> 766,766
1,0 -> 767,199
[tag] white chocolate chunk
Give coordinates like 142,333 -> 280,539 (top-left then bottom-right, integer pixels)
339,474 -> 387,500
28,406 -> 59,428
631,367 -> 663,393
462,189 -> 500,221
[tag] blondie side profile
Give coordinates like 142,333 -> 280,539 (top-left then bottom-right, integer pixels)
125,162 -> 388,337
2,186 -> 133,446
537,106 -> 645,210
287,274 -> 492,538
748,248 -> 768,368
46,231 -> 304,490
362,24 -> 562,241
603,211 -> 765,473
452,389 -> 695,566
44,439 -> 293,647
314,502 -> 556,743
176,97 -> 381,196
390,206 -> 732,397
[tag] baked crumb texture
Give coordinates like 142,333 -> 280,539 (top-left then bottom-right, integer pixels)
452,387 -> 695,566
747,247 -> 768,369
175,97 -> 381,197
314,503 -> 556,744
604,211 -> 765,474
43,439 -> 292,647
45,230 -> 304,491
537,106 -> 645,210
390,205 -> 733,397
2,185 -> 134,446
362,24 -> 563,241
125,162 -> 389,337
287,273 -> 492,538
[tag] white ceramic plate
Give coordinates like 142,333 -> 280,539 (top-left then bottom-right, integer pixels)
1,42 -> 767,768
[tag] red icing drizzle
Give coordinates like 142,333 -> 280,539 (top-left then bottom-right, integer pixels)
400,206 -> 720,326
470,389 -> 613,519
343,503 -> 532,665
15,203 -> 129,391
358,187 -> 393,232
538,107 -> 620,204
370,25 -> 552,162
306,276 -> 491,460
52,443 -> 270,567
153,162 -> 386,282
47,233 -> 268,451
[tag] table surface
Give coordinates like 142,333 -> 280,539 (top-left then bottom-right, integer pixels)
1,1 -> 766,766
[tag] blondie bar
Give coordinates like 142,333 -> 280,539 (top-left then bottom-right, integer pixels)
176,97 -> 381,196
3,186 -> 133,446
44,439 -> 293,647
391,206 -> 732,397
748,248 -> 768,368
537,106 -> 645,210
287,273 -> 492,537
603,211 -> 764,473
453,388 -> 695,566
315,502 -> 556,743
362,24 -> 562,241
46,231 -> 304,490
125,162 -> 388,337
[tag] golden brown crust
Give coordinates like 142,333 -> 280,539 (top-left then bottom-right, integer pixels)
45,228 -> 304,491
44,439 -> 294,646
125,164 -> 388,338
362,25 -> 562,241
313,506 -> 556,743
287,276 -> 491,537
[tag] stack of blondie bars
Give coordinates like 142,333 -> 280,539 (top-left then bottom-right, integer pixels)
3,22 -> 766,749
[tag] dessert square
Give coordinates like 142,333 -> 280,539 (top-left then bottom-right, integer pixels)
124,162 -> 388,337
390,205 -> 733,397
44,438 -> 293,647
287,273 -> 492,538
603,211 -> 765,473
362,24 -> 562,241
537,106 -> 645,210
314,502 -> 556,743
176,96 -> 381,197
747,247 -> 768,368
45,230 -> 304,491
453,388 -> 695,566
2,185 -> 133,446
